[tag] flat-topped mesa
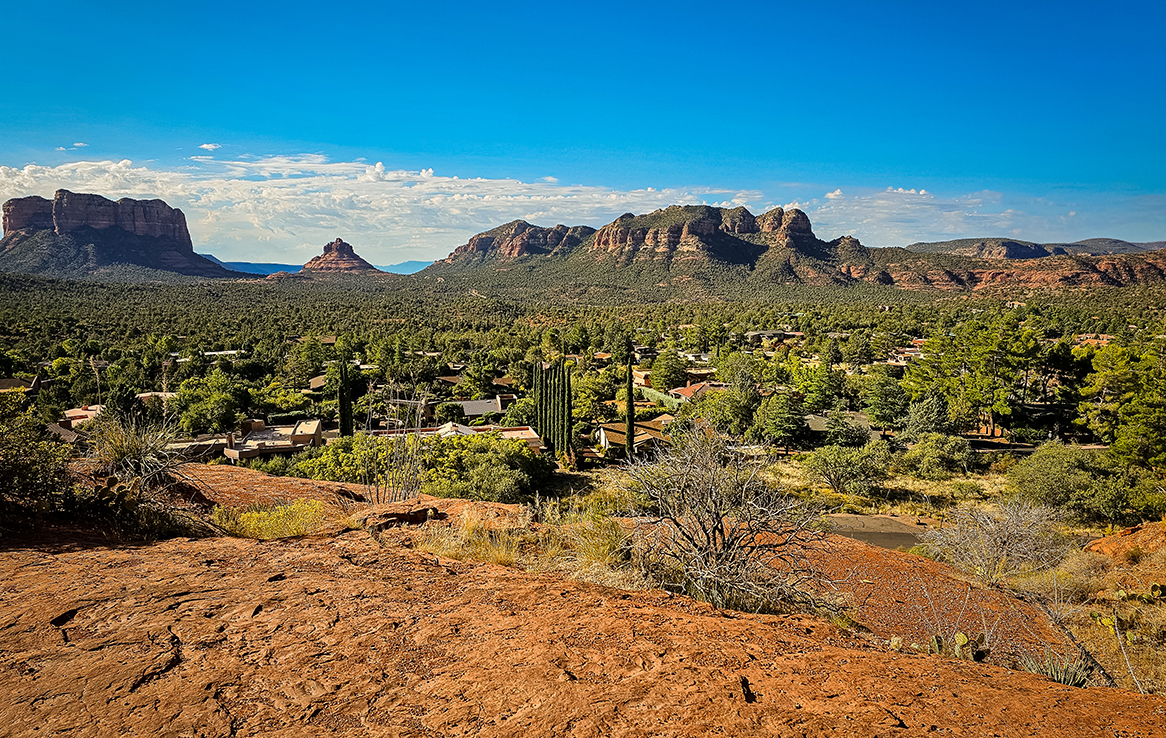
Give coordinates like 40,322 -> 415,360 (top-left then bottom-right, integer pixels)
301,238 -> 378,272
2,190 -> 193,249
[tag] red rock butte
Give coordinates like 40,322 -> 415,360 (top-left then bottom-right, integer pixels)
301,238 -> 379,272
2,189 -> 193,249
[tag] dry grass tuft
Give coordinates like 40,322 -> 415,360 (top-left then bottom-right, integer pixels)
414,508 -> 528,566
212,499 -> 328,539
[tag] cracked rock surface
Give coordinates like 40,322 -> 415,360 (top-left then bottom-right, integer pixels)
1,529 -> 1163,737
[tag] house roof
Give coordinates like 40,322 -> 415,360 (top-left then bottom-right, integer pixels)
453,398 -> 501,417
45,422 -> 83,444
598,416 -> 673,448
668,382 -> 728,401
292,419 -> 322,436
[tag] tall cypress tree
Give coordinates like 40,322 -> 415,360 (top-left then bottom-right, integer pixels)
625,339 -> 635,458
338,361 -> 354,437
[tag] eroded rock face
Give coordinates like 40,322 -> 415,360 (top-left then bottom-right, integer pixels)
0,510 -> 1159,737
755,207 -> 785,232
2,196 -> 54,235
589,206 -> 761,262
2,190 -> 192,249
440,221 -> 597,264
301,238 -> 378,272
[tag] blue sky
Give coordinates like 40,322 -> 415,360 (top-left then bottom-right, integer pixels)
1,0 -> 1162,262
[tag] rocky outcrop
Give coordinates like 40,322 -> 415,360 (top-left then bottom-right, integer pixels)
1,196 -> 54,233
2,190 -> 193,250
1,464 -> 1158,737
438,221 -> 597,264
586,205 -> 832,265
0,190 -> 236,279
588,205 -> 761,263
301,238 -> 378,272
755,207 -> 784,232
718,206 -> 757,234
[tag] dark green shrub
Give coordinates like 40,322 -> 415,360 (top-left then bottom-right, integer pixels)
901,433 -> 972,480
0,391 -> 74,519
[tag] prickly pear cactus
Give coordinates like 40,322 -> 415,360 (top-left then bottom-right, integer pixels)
928,634 -> 943,655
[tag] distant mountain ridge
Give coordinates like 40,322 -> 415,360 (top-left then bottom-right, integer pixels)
436,221 -> 597,266
199,255 -> 432,275
902,237 -> 1166,259
423,205 -> 1166,297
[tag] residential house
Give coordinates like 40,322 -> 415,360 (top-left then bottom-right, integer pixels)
223,419 -> 324,461
596,415 -> 674,455
445,394 -> 516,420
684,367 -> 717,384
668,381 -> 728,403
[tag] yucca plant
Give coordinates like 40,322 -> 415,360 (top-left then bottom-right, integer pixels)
1019,649 -> 1093,688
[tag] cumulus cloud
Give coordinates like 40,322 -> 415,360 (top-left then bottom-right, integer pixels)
3,155 -> 1158,259
798,187 -> 1033,247
72,142 -> 88,148
0,156 -> 756,262
198,143 -> 222,151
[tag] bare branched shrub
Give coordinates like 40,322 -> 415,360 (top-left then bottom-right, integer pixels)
618,429 -> 835,614
359,385 -> 428,505
923,500 -> 1069,586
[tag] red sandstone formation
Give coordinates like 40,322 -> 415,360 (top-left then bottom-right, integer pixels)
437,221 -> 596,264
301,238 -> 379,272
2,190 -> 193,249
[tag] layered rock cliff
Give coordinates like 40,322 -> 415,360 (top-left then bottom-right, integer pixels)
3,190 -> 193,249
0,191 -> 233,279
427,204 -> 868,278
301,238 -> 379,272
585,204 -> 846,267
437,221 -> 597,265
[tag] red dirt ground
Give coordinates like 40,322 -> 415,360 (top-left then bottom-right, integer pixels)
2,529 -> 1164,737
1085,522 -> 1166,562
3,465 -> 1160,736
814,537 -> 1069,664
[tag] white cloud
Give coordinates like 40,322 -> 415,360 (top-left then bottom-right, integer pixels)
802,187 -> 1020,246
198,143 -> 222,151
0,156 -> 753,262
540,176 -> 558,183
2,155 -> 1160,259
72,143 -> 88,148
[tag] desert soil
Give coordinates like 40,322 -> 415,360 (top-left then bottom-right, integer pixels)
2,519 -> 1164,737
